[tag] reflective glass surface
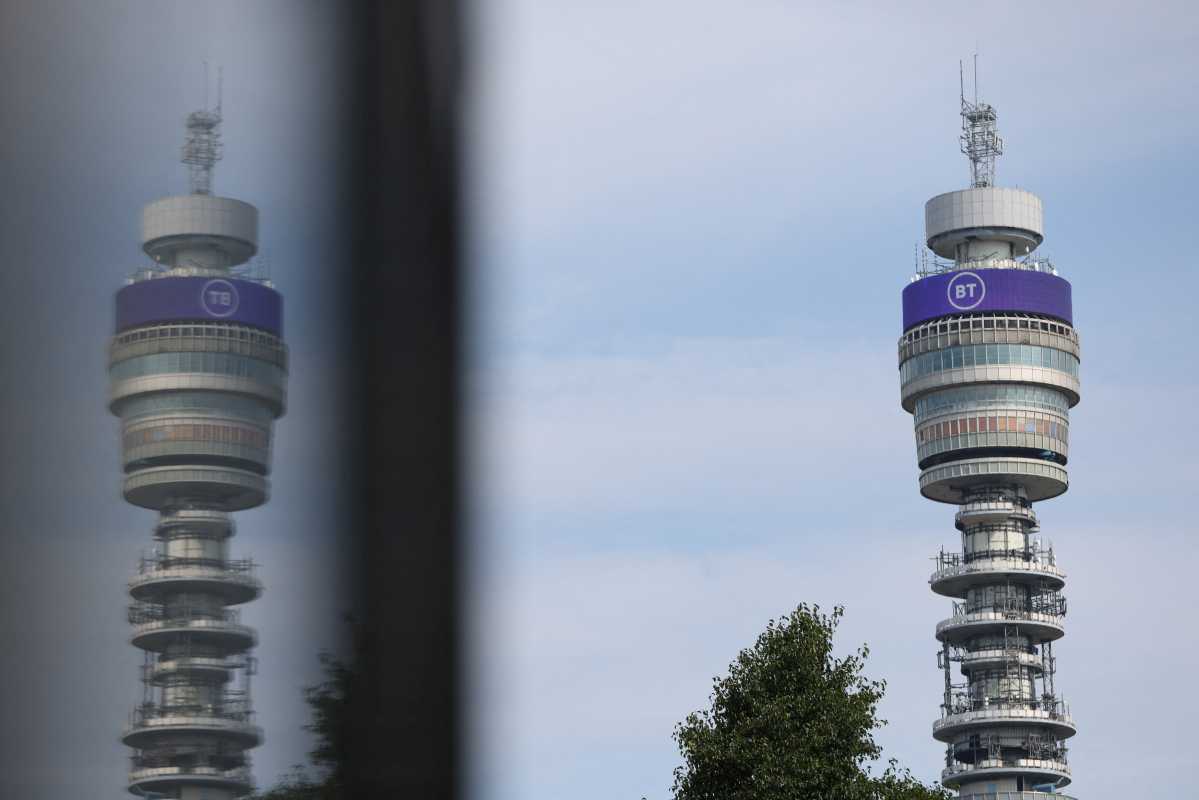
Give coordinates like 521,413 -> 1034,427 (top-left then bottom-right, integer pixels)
900,344 -> 1079,383
119,391 -> 276,422
914,384 -> 1070,423
110,352 -> 286,386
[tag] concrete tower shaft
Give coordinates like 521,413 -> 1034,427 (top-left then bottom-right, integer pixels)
899,90 -> 1081,800
112,104 -> 287,800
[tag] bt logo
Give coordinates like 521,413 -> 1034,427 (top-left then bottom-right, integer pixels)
200,278 -> 240,317
946,271 -> 986,311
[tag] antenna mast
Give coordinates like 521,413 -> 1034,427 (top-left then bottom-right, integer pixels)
958,56 -> 1003,188
181,63 -> 224,195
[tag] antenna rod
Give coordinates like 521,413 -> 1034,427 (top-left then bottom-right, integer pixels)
973,53 -> 978,105
958,56 -> 1003,188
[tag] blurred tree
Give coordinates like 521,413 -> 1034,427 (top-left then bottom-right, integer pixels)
671,604 -> 949,800
254,650 -> 352,800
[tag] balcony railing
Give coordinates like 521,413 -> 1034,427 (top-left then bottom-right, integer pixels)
951,595 -> 1066,619
128,602 -> 241,626
941,692 -> 1071,719
136,555 -> 257,576
935,546 -> 1056,570
127,764 -> 254,791
130,699 -> 255,727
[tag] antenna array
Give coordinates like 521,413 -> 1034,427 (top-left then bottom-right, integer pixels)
959,56 -> 1004,188
181,65 -> 224,195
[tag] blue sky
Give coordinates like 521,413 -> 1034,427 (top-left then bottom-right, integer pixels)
465,3 -> 1199,799
1,2 -> 1196,799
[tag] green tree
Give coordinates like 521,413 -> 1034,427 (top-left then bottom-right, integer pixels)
671,604 -> 949,800
254,650 -> 353,800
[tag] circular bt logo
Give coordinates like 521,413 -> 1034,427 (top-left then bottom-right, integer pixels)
200,279 -> 240,317
946,271 -> 986,311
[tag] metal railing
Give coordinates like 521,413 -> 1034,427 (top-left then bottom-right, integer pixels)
136,555 -> 256,576
130,698 -> 255,727
951,594 -> 1065,618
127,262 -> 273,286
130,743 -> 248,770
941,692 -> 1071,719
936,546 -> 1056,568
948,643 -> 1037,660
128,602 -> 241,626
915,249 -> 1058,277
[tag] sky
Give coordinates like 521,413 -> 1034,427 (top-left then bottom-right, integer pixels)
1,1 -> 1197,799
465,2 -> 1199,800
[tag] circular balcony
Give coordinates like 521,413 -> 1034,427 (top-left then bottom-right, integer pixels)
942,758 -> 1070,789
122,709 -> 262,749
157,507 -> 233,536
919,456 -> 1068,504
123,464 -> 268,511
924,188 -> 1044,260
917,432 -> 1068,471
131,616 -> 256,653
957,647 -> 1044,672
935,609 -> 1064,645
956,499 -> 1037,529
129,558 -> 261,605
901,365 -> 1080,414
110,372 -> 286,417
930,556 -> 1065,598
128,765 -> 253,796
123,439 -> 272,478
142,195 -> 259,265
148,656 -> 238,684
958,793 -> 1075,800
933,707 -> 1077,742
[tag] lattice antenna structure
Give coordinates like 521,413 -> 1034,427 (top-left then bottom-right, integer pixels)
959,57 -> 1004,188
181,66 -> 224,195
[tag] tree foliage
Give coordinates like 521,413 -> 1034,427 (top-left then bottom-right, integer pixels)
254,650 -> 353,800
671,604 -> 949,800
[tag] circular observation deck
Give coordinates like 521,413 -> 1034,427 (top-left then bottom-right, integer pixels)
919,457 -> 1068,504
129,561 -> 262,605
109,369 -> 287,419
120,416 -> 273,479
129,765 -> 253,796
942,758 -> 1070,790
935,609 -> 1064,645
123,465 -> 268,511
900,361 -> 1080,415
898,316 -> 1080,415
930,557 -> 1065,598
924,188 -> 1044,260
123,712 -> 262,749
933,707 -> 1077,742
131,616 -> 257,653
142,195 -> 258,266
